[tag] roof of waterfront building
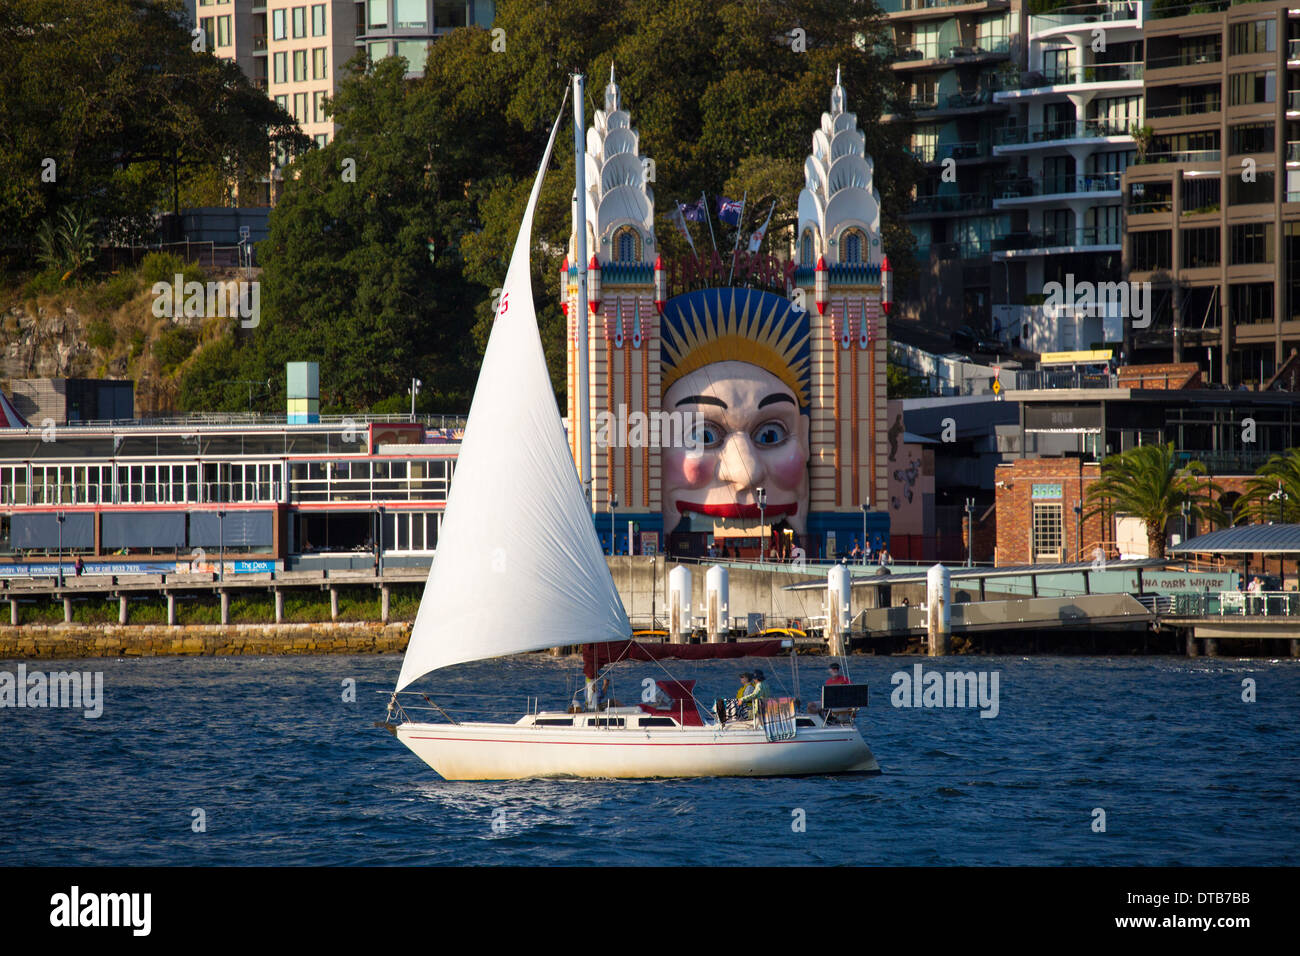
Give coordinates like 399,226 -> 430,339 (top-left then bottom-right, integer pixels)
1169,524 -> 1300,555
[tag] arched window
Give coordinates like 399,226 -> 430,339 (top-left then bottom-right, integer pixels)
613,227 -> 639,263
841,228 -> 865,264
801,230 -> 814,265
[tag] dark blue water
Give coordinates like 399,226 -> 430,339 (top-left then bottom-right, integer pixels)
2,653 -> 1297,865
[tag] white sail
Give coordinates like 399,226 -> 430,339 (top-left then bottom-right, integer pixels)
395,105 -> 631,691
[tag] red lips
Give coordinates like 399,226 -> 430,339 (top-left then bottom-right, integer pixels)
676,501 -> 798,518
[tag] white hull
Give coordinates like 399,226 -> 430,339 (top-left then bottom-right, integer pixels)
395,719 -> 879,780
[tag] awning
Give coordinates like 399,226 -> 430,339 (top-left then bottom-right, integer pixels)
9,513 -> 93,549
102,511 -> 187,549
1169,524 -> 1300,555
188,511 -> 274,547
582,639 -> 788,679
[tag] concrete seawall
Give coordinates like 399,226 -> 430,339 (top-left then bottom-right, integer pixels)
0,622 -> 412,658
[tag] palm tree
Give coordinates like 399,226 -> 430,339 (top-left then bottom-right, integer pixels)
1235,449 -> 1300,525
1085,442 -> 1221,560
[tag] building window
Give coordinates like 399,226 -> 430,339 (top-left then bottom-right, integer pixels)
1229,19 -> 1275,56
312,3 -> 327,35
800,230 -> 814,265
313,89 -> 326,122
1229,122 -> 1274,156
313,47 -> 327,79
1032,503 -> 1063,563
1181,227 -> 1220,269
1229,223 -> 1274,265
1128,180 -> 1171,214
1229,282 -> 1273,325
315,133 -> 328,148
1181,174 -> 1220,214
1043,46 -> 1073,84
612,227 -> 639,263
368,40 -> 389,61
217,14 -> 231,47
293,49 -> 307,81
1228,70 -> 1275,106
396,0 -> 427,28
200,17 -> 215,47
395,39 -> 428,73
275,93 -> 287,112
1130,230 -> 1172,271
294,91 -> 308,123
841,228 -> 865,263
368,0 -> 387,29
434,0 -> 467,29
293,6 -> 306,38
273,51 -> 287,83
1228,170 -> 1274,206
272,8 -> 286,40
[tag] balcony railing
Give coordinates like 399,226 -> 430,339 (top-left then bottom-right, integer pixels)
1147,0 -> 1231,21
994,120 -> 1130,145
252,34 -> 267,52
1146,98 -> 1221,117
1128,197 -> 1174,213
1288,89 -> 1300,112
1289,37 -> 1300,61
1145,51 -> 1221,70
1029,2 -> 1141,31
1022,62 -> 1144,88
997,171 -> 1123,197
994,226 -> 1123,251
1138,148 -> 1221,164
909,192 -> 994,213
881,0 -> 1008,12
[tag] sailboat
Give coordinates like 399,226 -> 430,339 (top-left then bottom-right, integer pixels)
385,80 -> 878,781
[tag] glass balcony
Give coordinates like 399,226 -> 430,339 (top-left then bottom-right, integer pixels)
996,171 -> 1123,197
1287,141 -> 1300,162
994,226 -> 1123,252
1289,37 -> 1300,61
994,120 -> 1130,145
880,0 -> 1008,12
252,34 -> 267,52
909,192 -> 994,213
1288,89 -> 1300,112
1136,149 -> 1221,164
1018,62 -> 1143,89
1030,2 -> 1141,31
1147,1 -> 1230,21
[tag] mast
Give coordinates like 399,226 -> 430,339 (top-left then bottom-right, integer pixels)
573,73 -> 592,505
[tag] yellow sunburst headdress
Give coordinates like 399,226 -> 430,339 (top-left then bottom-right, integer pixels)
660,288 -> 811,410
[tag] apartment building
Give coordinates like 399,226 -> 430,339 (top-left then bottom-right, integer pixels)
884,0 -> 1027,333
992,1 -> 1143,352
1124,0 -> 1300,387
192,1 -> 494,155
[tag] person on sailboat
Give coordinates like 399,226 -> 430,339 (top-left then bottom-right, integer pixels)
740,669 -> 768,720
595,677 -> 618,710
735,671 -> 753,718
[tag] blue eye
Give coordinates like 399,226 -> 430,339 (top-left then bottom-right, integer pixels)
690,421 -> 723,447
753,422 -> 788,446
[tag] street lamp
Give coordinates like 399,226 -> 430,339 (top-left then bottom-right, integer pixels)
409,378 -> 422,422
376,505 -> 386,576
608,494 -> 618,555
56,511 -> 66,588
1269,481 -> 1288,525
968,498 -> 978,567
1180,500 -> 1192,571
756,486 -> 767,563
1071,501 -> 1081,564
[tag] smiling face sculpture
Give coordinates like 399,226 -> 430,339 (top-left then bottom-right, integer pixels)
659,289 -> 811,536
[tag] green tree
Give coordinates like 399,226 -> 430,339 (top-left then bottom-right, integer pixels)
1235,448 -> 1300,524
0,0 -> 307,250
1085,442 -> 1222,560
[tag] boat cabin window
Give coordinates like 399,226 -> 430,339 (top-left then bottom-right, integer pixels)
535,718 -> 573,726
638,717 -> 677,727
586,718 -> 625,727
795,718 -> 817,727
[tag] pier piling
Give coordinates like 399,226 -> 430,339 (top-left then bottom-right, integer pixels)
220,590 -> 230,625
63,596 -> 72,624
9,599 -> 17,626
926,564 -> 951,657
330,587 -> 339,621
274,590 -> 284,624
1291,639 -> 1300,659
167,593 -> 176,626
119,595 -> 128,625
381,586 -> 390,624
1203,638 -> 1218,658
1185,632 -> 1198,657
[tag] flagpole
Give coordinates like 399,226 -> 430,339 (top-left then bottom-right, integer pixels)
701,191 -> 718,253
727,189 -> 747,285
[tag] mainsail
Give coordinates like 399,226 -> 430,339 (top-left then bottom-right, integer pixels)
395,103 -> 631,691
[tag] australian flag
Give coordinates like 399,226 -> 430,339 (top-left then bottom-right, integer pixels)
716,197 -> 743,226
678,199 -> 707,223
